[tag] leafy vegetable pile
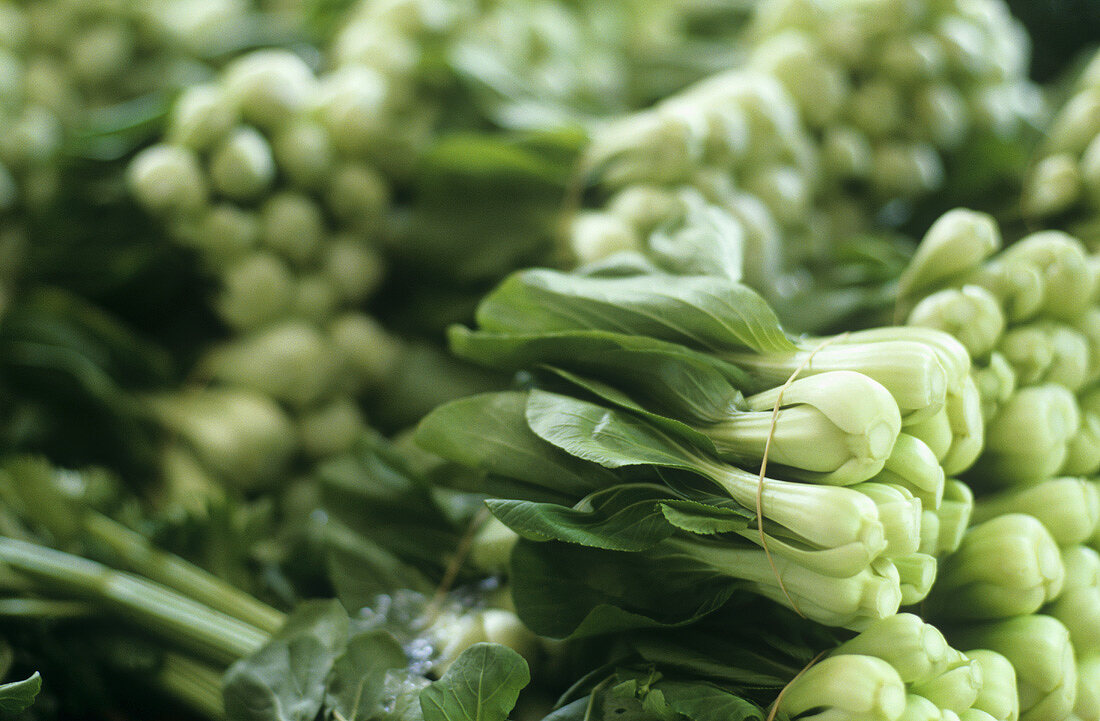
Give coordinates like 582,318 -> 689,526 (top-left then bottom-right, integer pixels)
4,0 -> 1100,720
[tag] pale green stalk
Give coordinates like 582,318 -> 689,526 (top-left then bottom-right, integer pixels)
775,654 -> 907,721
700,371 -> 901,484
896,209 -> 1001,307
668,537 -> 902,628
928,514 -> 1064,621
892,553 -> 937,605
83,512 -> 286,634
920,480 -> 974,557
0,538 -> 268,665
157,653 -> 226,721
972,353 -> 1015,422
950,615 -> 1077,721
1075,655 -> 1100,721
850,483 -> 921,557
897,694 -> 941,721
695,455 -> 886,555
972,479 -> 1100,547
833,613 -> 952,685
1063,411 -> 1100,477
1048,584 -> 1100,659
996,231 -> 1095,320
873,434 -> 945,508
721,339 -> 949,422
965,650 -> 1019,721
908,286 -> 1005,358
904,409 -> 953,463
910,659 -> 982,714
980,385 -> 1079,487
941,375 -> 984,476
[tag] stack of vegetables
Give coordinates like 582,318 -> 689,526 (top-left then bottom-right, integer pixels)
126,44 -> 420,500
12,0 -> 1100,720
567,66 -> 818,291
746,0 -> 1042,210
776,613 -> 1019,721
415,267 -> 982,633
893,207 -> 1100,720
1022,49 -> 1100,241
0,455 -> 545,720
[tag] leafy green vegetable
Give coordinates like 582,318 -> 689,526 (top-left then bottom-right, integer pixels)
486,485 -> 677,551
509,539 -> 738,638
474,270 -> 795,353
326,630 -> 409,721
419,643 -> 531,721
449,327 -> 751,420
222,600 -> 349,721
0,672 -> 41,715
415,392 -> 620,503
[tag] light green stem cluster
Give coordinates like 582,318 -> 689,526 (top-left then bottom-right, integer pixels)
1022,50 -> 1100,241
900,208 -> 1100,488
777,614 -> 1018,721
128,46 -> 409,495
748,0 -> 1040,207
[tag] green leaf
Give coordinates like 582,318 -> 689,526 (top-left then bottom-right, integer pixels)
510,540 -> 735,639
322,518 -> 436,612
326,629 -> 409,721
486,485 -> 676,551
543,369 -> 720,453
539,698 -> 589,721
657,501 -> 753,536
645,192 -> 747,282
223,600 -> 350,721
658,682 -> 763,721
524,391 -> 702,472
475,270 -> 794,353
318,433 -> 462,585
450,327 -> 752,404
419,643 -> 531,721
415,392 -> 619,503
0,672 -> 41,715
398,130 -> 583,285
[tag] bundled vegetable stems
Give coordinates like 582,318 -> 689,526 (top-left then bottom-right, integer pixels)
0,456 -> 549,720
415,266 -> 984,631
889,206 -> 1100,720
1023,48 -> 1100,243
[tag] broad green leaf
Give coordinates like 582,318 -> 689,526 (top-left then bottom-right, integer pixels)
451,327 -> 751,396
486,485 -> 675,551
318,433 -> 462,584
326,630 -> 409,721
658,501 -> 753,535
419,643 -> 531,721
398,130 -> 582,285
658,682 -> 763,721
322,519 -> 436,612
539,698 -> 589,721
415,392 -> 619,502
223,600 -> 350,721
544,368 -> 720,453
0,672 -> 41,714
453,327 -> 749,423
510,540 -> 735,639
624,602 -> 836,690
645,193 -> 746,282
475,270 -> 794,353
524,391 -> 702,472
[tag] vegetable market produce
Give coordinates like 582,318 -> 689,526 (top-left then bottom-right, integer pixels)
747,0 -> 1043,209
415,268 -> 975,631
11,0 -> 1100,720
898,208 -> 1099,486
1023,48 -> 1100,241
